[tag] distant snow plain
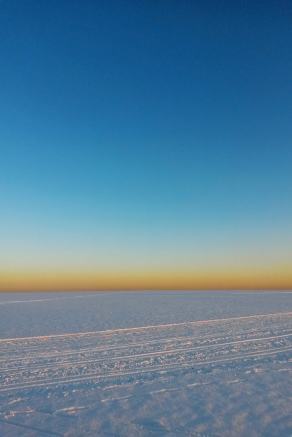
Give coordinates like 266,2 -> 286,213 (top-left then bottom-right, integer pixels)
0,291 -> 292,436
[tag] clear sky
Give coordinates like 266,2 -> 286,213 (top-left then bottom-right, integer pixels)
0,0 -> 291,290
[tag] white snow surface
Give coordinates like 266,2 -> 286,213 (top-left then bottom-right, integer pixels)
0,291 -> 292,436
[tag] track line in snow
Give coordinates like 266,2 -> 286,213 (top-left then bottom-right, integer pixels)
1,346 -> 291,393
1,311 -> 292,342
2,332 -> 292,374
2,326 -> 291,362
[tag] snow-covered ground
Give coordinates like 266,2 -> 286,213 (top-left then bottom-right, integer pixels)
0,291 -> 292,436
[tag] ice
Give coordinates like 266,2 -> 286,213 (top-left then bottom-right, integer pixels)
0,291 -> 292,436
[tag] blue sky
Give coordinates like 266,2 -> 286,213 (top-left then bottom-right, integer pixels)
0,0 -> 291,289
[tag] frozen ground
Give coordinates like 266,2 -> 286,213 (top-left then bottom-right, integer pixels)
0,291 -> 292,436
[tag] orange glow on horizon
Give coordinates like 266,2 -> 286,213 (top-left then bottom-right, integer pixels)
1,264 -> 292,291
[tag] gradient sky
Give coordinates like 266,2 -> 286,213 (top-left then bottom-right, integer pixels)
0,0 -> 292,290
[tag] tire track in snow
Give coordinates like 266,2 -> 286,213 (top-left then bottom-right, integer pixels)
2,332 -> 292,374
1,346 -> 292,393
1,311 -> 292,342
1,312 -> 291,393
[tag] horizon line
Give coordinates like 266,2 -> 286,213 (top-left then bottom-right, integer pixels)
1,288 -> 292,293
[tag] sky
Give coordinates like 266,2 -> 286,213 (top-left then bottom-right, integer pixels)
0,0 -> 292,291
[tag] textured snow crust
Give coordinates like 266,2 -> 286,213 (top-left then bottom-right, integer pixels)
0,291 -> 292,436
